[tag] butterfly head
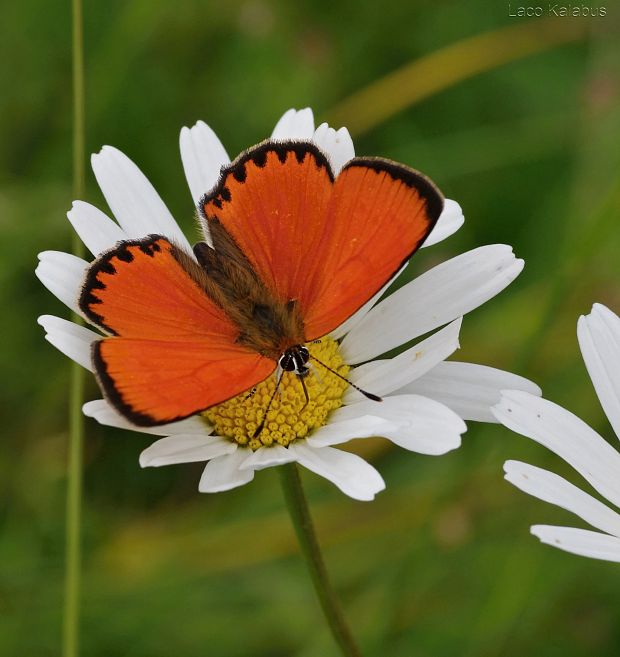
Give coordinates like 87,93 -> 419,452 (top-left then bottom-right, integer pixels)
203,338 -> 350,450
278,345 -> 310,377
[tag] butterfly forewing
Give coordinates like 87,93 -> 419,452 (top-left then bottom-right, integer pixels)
201,141 -> 444,341
201,141 -> 335,318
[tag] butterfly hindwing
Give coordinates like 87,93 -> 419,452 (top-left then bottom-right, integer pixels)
92,337 -> 274,426
79,236 -> 275,426
201,141 -> 444,341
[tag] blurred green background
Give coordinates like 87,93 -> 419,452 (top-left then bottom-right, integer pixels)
2,2 -> 620,656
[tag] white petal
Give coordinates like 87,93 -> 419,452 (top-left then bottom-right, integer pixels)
239,445 -> 297,471
83,399 -> 211,437
271,108 -> 315,140
383,397 -> 465,455
421,199 -> 464,248
330,265 -> 407,341
198,449 -> 254,493
289,443 -> 385,501
401,361 -> 542,423
91,146 -> 193,252
341,244 -> 524,364
66,201 -> 127,257
36,251 -> 88,315
306,416 -> 401,448
531,525 -> 620,562
179,120 -> 230,206
312,123 -> 354,175
38,315 -> 99,371
332,394 -> 437,423
493,390 -> 620,508
319,394 -> 465,455
577,304 -> 620,439
504,460 -> 620,537
140,435 -> 236,467
345,318 -> 462,403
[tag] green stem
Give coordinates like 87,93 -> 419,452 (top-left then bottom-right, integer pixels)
64,0 -> 85,655
279,463 -> 362,657
64,364 -> 84,657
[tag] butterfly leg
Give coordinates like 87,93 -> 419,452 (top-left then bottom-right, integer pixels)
274,365 -> 283,400
253,370 -> 284,439
297,372 -> 310,410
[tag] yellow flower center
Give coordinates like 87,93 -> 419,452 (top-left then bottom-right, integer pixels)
203,338 -> 349,450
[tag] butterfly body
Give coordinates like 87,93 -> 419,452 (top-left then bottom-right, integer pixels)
192,219 -> 305,360
79,140 -> 444,426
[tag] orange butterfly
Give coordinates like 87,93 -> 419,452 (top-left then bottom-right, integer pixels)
79,140 -> 443,427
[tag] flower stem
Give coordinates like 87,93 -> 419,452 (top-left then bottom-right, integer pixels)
64,0 -> 85,655
279,463 -> 362,657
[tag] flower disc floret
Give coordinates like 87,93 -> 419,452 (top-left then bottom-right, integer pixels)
203,338 -> 348,449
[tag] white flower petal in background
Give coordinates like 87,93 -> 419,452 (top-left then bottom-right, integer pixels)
497,304 -> 620,562
421,199 -> 465,248
35,251 -> 88,315
531,526 -> 620,562
91,146 -> 193,253
312,122 -> 354,175
401,361 -> 541,423
504,460 -> 620,537
38,314 -> 98,371
494,390 -> 620,509
83,399 -> 211,437
341,244 -> 524,364
180,120 -> 231,206
140,435 -> 236,467
199,449 -> 254,493
346,317 -> 462,403
67,201 -> 127,257
577,303 -> 620,439
271,107 -> 315,140
289,443 -> 385,501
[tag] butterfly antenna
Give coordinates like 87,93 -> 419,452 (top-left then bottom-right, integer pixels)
310,356 -> 382,402
252,370 -> 284,439
244,387 -> 257,401
308,362 -> 324,385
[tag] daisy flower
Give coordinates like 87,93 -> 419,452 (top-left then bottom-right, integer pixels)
494,303 -> 620,561
37,107 -> 538,501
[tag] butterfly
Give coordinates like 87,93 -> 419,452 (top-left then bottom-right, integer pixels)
79,140 -> 444,427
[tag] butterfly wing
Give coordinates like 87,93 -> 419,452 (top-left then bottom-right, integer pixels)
201,141 -> 443,342
80,236 -> 275,426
